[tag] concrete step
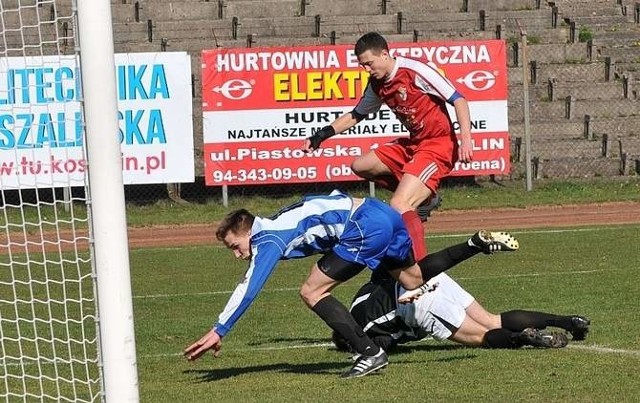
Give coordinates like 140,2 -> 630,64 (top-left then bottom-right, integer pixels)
111,3 -> 140,23
304,0 -> 385,17
508,98 -> 639,120
590,116 -> 640,138
530,138 -> 607,159
317,14 -> 399,36
619,136 -> 640,156
556,5 -> 624,19
509,116 -> 640,139
467,0 -> 542,12
386,0 -> 464,14
141,1 -> 221,21
150,19 -> 231,41
598,45 -> 640,63
590,27 -> 640,46
528,156 -> 623,178
559,13 -> 631,28
1,4 -> 73,27
222,0 -> 301,19
518,42 -> 590,64
509,80 -> 624,101
510,121 -> 585,139
113,22 -> 152,43
534,62 -> 608,82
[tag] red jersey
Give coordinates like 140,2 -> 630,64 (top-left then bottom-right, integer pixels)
354,56 -> 463,143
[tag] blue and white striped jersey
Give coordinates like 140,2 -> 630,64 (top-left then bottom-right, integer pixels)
214,190 -> 354,336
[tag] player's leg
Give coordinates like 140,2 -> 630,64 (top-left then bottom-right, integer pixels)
465,301 -> 502,330
300,253 -> 388,378
350,148 -> 398,189
448,315 -> 492,346
452,316 -> 569,349
355,141 -> 430,260
407,276 -> 568,349
408,285 -> 488,345
395,231 -> 519,302
500,310 -> 590,341
395,141 -> 457,256
391,174 -> 432,260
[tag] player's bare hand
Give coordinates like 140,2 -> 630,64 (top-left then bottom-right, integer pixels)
183,329 -> 222,361
458,139 -> 473,163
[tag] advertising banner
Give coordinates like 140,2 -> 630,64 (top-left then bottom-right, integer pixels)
0,52 -> 194,189
202,40 -> 509,186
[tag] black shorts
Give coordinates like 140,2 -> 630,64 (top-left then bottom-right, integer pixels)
317,251 -> 366,282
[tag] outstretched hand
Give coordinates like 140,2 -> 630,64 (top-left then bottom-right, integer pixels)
184,329 -> 223,361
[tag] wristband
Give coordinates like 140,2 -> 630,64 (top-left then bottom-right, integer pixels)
317,125 -> 336,140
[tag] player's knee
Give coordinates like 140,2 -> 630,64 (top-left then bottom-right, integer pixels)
389,194 -> 412,212
350,159 -> 369,178
298,284 -> 317,307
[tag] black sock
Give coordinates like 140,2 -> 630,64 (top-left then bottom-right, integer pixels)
418,242 -> 480,281
482,328 -> 521,349
501,310 -> 573,332
312,295 -> 381,356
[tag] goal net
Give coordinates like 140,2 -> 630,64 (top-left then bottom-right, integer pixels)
1,0 -> 137,401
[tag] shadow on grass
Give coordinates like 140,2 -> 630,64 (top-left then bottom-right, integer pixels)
246,336 -> 330,346
184,361 -> 347,382
184,342 -> 477,382
390,343 -> 479,363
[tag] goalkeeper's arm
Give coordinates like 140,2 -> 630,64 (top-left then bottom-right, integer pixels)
303,110 -> 367,151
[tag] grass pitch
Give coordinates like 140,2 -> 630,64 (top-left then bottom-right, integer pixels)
131,224 -> 640,402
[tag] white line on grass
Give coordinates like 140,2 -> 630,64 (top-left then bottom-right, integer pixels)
568,344 -> 640,357
133,268 -> 611,299
4,342 -> 636,368
139,340 -> 640,360
136,225 -> 635,299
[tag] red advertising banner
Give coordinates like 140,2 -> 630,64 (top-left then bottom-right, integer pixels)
202,40 -> 509,186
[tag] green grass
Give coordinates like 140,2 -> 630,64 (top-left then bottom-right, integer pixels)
3,225 -> 640,400
127,225 -> 640,402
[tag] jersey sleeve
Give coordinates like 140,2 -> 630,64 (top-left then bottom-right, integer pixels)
213,241 -> 283,337
413,62 -> 464,104
353,82 -> 383,116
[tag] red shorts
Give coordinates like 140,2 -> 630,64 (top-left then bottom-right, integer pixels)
374,135 -> 457,193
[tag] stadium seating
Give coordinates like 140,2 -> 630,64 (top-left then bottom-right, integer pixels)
8,0 -> 639,178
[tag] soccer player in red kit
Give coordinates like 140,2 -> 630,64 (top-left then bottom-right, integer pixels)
303,32 -> 473,260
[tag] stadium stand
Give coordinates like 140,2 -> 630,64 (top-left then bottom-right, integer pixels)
8,0 -> 640,180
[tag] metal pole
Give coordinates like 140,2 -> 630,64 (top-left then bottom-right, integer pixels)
76,0 -> 140,401
517,19 -> 533,191
222,184 -> 229,207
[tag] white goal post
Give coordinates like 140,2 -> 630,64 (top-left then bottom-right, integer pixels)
0,0 -> 139,401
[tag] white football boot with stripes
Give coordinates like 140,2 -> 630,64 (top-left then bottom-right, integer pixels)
470,230 -> 519,254
341,349 -> 388,379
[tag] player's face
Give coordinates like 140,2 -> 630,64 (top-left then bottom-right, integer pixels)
223,230 -> 251,260
357,49 -> 392,80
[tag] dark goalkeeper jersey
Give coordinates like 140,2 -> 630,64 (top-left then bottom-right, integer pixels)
348,276 -> 427,351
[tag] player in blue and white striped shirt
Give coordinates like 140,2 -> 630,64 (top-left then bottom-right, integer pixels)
184,190 -> 518,378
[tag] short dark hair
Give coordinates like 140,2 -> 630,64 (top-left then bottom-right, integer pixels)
215,209 -> 255,241
354,32 -> 389,56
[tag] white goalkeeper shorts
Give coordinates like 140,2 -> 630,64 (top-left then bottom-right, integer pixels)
396,273 -> 475,340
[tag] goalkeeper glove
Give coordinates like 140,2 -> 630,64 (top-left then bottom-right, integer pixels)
307,125 -> 336,150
